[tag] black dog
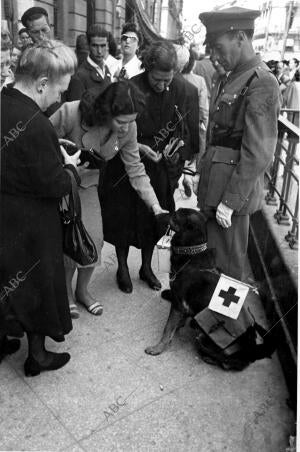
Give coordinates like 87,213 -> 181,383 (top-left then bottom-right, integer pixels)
145,208 -> 276,369
145,208 -> 220,356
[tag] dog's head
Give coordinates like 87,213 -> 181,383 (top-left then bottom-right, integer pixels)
170,208 -> 207,245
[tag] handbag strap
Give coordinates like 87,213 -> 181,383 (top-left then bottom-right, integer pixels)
65,168 -> 82,219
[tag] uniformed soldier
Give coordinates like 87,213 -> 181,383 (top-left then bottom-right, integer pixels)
194,7 -> 281,280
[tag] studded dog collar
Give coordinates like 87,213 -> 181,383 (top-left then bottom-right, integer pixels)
172,243 -> 208,255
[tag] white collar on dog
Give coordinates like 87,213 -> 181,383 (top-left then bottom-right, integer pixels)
172,243 -> 208,255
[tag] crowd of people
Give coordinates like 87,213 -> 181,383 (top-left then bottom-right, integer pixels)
0,5 -> 282,377
268,57 -> 300,123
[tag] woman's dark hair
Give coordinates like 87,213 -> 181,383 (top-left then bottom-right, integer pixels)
18,28 -> 28,36
294,69 -> 300,82
182,49 -> 196,74
80,81 -> 146,127
121,22 -> 142,45
142,41 -> 177,72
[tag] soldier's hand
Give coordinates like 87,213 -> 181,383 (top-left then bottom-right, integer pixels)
216,202 -> 233,228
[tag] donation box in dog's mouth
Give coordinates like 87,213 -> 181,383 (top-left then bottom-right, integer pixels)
153,230 -> 173,273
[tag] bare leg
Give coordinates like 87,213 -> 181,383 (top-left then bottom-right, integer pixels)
75,266 -> 103,315
65,261 -> 76,307
75,267 -> 96,306
145,306 -> 186,355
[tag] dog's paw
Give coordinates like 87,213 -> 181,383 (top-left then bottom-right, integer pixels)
145,344 -> 165,355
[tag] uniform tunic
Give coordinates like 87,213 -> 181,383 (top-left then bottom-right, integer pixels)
0,87 -> 75,340
197,55 -> 281,279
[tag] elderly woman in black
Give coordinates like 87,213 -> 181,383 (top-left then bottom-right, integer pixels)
101,41 -> 198,293
0,41 -> 80,376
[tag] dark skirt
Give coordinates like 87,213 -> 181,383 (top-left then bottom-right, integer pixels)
0,194 -> 72,341
99,153 -> 184,248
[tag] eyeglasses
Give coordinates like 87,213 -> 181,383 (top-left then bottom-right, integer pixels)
121,34 -> 138,43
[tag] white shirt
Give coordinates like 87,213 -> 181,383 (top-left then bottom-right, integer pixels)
104,54 -> 119,77
87,55 -> 108,79
114,55 -> 143,80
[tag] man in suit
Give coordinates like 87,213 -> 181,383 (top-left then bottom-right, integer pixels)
194,7 -> 281,280
66,25 -> 112,101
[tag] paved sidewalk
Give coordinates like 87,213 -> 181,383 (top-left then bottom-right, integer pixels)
0,187 -> 295,451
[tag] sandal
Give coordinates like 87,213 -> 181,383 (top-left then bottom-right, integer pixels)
77,299 -> 103,316
69,303 -> 80,319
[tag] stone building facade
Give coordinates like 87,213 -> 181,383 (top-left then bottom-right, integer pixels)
2,0 -> 183,48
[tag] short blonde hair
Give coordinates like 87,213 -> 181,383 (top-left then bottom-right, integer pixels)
15,40 -> 77,83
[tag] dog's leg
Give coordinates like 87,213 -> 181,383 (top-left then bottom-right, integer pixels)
145,306 -> 186,355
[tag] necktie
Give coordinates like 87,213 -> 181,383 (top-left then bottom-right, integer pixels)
119,67 -> 127,79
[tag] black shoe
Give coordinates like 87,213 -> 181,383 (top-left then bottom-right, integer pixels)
0,336 -> 21,363
116,268 -> 133,293
24,352 -> 71,377
139,268 -> 162,291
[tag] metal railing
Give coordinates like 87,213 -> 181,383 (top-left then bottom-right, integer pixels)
265,113 -> 299,249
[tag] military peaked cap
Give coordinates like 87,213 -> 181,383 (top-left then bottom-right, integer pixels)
21,7 -> 48,27
199,7 -> 260,44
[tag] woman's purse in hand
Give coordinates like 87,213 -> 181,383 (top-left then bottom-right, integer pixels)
60,170 -> 98,266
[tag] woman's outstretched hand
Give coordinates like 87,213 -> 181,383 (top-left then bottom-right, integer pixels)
139,144 -> 162,163
152,203 -> 169,216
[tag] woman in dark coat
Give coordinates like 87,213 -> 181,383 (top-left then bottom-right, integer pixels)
100,41 -> 198,293
0,41 -> 80,376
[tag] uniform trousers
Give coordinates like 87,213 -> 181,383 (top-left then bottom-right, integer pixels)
206,214 -> 249,281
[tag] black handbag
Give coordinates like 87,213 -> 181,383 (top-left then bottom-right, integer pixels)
60,170 -> 98,266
